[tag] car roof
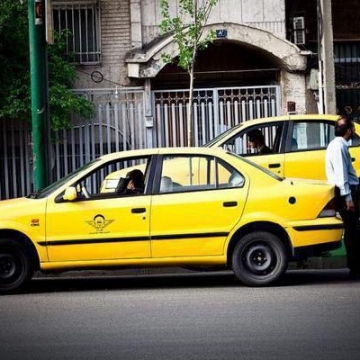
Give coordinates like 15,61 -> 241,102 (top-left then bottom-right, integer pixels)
99,147 -> 229,162
241,114 -> 339,127
204,114 -> 342,148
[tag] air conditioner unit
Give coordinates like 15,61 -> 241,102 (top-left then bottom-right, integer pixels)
293,16 -> 305,45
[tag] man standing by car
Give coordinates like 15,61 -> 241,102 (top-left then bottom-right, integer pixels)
326,115 -> 360,280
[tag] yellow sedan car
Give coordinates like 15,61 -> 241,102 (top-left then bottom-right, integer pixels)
0,147 -> 342,293
101,115 -> 360,193
205,114 -> 360,179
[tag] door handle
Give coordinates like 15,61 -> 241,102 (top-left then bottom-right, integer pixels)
268,163 -> 280,168
131,208 -> 146,214
223,201 -> 237,207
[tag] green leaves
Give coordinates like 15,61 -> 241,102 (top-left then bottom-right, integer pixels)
160,0 -> 218,73
0,0 -> 94,131
159,0 -> 219,146
0,1 -> 29,120
49,83 -> 94,130
47,31 -> 95,130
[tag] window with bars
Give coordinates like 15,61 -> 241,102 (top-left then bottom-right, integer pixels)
53,1 -> 101,64
334,42 -> 360,84
334,42 -> 360,119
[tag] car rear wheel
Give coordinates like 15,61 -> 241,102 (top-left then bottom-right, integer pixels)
232,232 -> 288,287
0,239 -> 33,294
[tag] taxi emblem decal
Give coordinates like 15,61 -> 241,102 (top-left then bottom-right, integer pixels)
86,214 -> 114,233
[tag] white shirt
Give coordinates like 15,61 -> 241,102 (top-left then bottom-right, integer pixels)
325,137 -> 359,201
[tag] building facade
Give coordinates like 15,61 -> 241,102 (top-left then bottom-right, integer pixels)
51,0 -> 360,120
286,0 -> 360,119
3,0 -> 360,200
52,0 -> 312,116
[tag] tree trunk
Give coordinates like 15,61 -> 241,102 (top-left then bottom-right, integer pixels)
187,66 -> 194,147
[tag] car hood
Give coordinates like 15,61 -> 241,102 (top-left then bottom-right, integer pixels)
0,197 -> 46,219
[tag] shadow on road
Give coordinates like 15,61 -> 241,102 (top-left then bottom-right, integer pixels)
14,268 -> 354,295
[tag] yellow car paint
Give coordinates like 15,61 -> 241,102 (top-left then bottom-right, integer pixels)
0,147 -> 343,291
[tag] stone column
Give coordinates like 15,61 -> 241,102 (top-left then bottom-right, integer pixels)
130,0 -> 142,48
144,79 -> 154,148
318,0 -> 336,114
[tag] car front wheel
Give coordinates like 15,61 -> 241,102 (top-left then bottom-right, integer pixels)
232,232 -> 288,287
0,239 -> 33,294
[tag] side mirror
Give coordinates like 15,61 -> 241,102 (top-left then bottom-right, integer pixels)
63,186 -> 78,201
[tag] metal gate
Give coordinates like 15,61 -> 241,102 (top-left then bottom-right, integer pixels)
0,119 -> 32,199
50,89 -> 146,182
0,88 -> 145,200
1,85 -> 281,200
153,85 -> 280,147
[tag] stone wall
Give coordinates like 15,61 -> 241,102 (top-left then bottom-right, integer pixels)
68,0 -> 133,89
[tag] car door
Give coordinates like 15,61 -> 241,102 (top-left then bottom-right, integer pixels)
149,154 -> 249,258
45,156 -> 152,262
283,120 -> 336,180
349,133 -> 360,176
220,122 -> 286,176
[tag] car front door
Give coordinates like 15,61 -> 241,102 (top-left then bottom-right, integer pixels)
221,122 -> 287,176
149,154 -> 249,258
45,156 -> 152,262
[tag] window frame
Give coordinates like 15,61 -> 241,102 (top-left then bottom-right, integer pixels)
153,154 -> 245,195
286,120 -> 360,153
55,155 -> 153,203
221,121 -> 287,157
52,0 -> 101,65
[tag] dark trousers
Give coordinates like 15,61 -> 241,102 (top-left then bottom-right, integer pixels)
338,187 -> 360,274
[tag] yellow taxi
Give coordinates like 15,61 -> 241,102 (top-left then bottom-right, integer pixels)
205,114 -> 360,179
0,147 -> 342,293
101,115 -> 360,193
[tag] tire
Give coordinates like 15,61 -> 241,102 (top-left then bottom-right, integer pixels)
232,231 -> 288,287
0,239 -> 33,294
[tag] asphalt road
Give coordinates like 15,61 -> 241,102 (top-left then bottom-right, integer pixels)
1,269 -> 360,360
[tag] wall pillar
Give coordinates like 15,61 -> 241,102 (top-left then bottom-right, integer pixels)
318,0 -> 336,114
130,0 -> 142,48
144,79 -> 154,148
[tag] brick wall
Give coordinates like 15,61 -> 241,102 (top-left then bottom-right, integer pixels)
75,0 -> 132,89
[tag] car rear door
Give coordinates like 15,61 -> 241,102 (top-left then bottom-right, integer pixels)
149,154 -> 249,258
283,120 -> 335,180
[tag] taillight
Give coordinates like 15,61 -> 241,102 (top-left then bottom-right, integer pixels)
318,198 -> 336,218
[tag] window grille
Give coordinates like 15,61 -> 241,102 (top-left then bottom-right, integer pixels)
53,1 -> 101,64
292,17 -> 305,45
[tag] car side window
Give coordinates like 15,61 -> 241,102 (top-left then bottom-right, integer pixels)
159,155 -> 244,193
290,121 -> 337,152
70,156 -> 150,200
349,130 -> 360,147
223,124 -> 283,156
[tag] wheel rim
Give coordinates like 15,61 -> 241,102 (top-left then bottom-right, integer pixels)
242,243 -> 276,275
0,252 -> 22,285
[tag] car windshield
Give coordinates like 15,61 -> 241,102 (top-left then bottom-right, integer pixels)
27,158 -> 101,199
228,152 -> 284,182
203,124 -> 243,148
